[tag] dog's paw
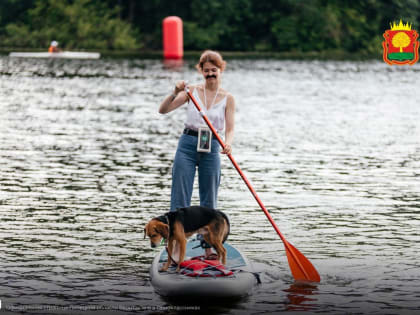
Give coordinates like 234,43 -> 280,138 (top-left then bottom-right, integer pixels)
205,253 -> 219,260
160,264 -> 169,272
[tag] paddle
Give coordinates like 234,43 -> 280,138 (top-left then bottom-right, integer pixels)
185,86 -> 320,282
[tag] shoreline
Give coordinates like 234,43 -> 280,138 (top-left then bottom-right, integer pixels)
0,47 -> 380,61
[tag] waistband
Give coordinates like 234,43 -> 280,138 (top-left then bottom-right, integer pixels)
183,128 -> 198,137
183,128 -> 220,138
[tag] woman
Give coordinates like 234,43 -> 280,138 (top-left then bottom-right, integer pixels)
159,50 -> 235,212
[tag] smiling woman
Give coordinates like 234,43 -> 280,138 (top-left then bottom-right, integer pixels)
158,50 -> 235,215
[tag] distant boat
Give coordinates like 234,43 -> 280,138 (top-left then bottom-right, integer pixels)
9,51 -> 100,59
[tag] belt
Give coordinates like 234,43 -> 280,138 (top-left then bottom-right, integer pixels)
183,128 -> 198,137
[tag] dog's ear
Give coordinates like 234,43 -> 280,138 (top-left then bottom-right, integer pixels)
156,223 -> 169,239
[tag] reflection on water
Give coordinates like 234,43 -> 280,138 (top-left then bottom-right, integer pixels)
0,56 -> 419,314
162,58 -> 185,70
284,283 -> 318,311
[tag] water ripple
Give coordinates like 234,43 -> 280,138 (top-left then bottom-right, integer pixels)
1,57 -> 419,313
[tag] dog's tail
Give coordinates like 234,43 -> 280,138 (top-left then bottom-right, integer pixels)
218,210 -> 230,243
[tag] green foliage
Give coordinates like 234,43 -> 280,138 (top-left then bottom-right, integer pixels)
184,22 -> 221,49
1,0 -> 141,50
1,0 -> 420,54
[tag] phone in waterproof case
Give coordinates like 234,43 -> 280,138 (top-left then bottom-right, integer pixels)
197,127 -> 212,153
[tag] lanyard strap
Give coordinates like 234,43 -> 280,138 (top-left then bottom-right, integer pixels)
203,85 -> 219,110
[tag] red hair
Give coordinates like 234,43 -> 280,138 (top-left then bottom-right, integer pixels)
196,50 -> 226,72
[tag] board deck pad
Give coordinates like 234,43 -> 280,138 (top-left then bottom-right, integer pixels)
158,239 -> 247,270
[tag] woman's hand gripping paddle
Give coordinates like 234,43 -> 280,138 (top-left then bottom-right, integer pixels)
185,86 -> 320,282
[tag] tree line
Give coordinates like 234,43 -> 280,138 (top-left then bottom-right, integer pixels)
0,0 -> 419,55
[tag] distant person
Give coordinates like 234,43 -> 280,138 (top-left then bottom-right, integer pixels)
48,41 -> 61,53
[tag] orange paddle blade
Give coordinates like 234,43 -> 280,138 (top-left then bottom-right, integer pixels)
285,241 -> 321,282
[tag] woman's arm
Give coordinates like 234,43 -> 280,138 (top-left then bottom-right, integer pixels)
159,81 -> 189,114
222,94 -> 235,154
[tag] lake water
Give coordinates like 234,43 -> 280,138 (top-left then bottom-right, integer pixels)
0,56 -> 419,314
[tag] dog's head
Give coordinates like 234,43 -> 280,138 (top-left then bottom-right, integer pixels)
144,219 -> 169,248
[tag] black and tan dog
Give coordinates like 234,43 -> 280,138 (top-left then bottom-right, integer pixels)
144,206 -> 230,272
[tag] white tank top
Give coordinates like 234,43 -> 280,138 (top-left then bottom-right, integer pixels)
184,88 -> 227,133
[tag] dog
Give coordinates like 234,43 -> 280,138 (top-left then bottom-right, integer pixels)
144,206 -> 230,272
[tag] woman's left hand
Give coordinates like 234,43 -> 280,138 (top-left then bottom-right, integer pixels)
221,144 -> 232,155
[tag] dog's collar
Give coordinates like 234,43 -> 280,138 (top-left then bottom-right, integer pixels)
164,214 -> 169,225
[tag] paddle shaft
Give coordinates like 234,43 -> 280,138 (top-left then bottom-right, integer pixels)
186,88 -> 312,281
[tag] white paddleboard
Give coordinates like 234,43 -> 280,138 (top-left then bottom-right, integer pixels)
149,238 -> 259,298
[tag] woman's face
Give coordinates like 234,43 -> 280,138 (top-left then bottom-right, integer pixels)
202,61 -> 220,82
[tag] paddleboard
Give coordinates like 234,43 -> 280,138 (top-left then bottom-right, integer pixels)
9,51 -> 100,59
149,238 -> 259,298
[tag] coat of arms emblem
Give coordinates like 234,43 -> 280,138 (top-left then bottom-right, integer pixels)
382,20 -> 419,65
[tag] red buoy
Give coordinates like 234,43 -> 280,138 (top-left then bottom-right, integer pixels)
163,16 -> 183,59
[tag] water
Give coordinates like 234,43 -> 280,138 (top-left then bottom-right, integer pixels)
0,56 -> 419,314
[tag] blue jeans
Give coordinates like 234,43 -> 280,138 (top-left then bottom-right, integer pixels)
170,134 -> 221,211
